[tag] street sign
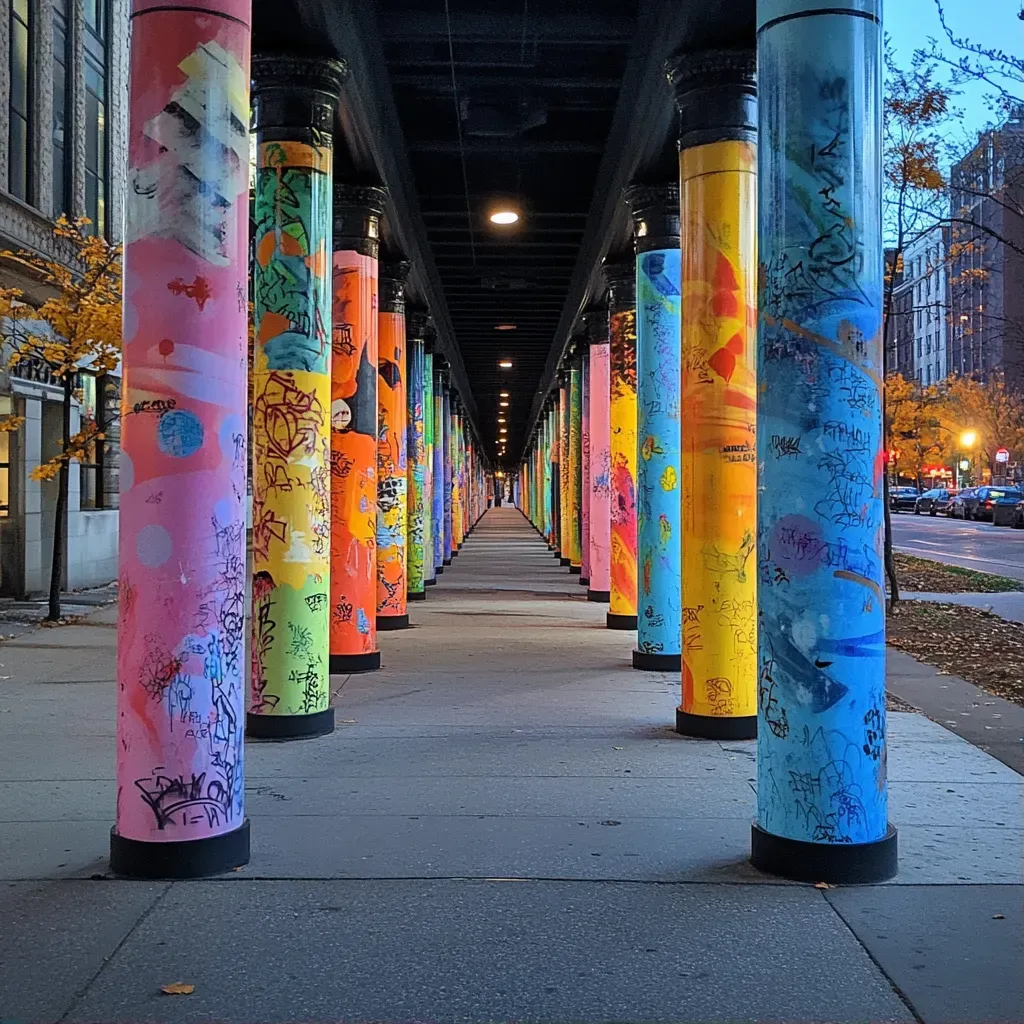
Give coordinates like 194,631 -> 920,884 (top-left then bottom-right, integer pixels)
996,447 -> 1010,463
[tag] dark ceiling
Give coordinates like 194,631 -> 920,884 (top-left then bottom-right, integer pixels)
251,0 -> 754,466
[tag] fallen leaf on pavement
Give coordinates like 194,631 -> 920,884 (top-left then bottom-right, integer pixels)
814,882 -> 834,889
160,983 -> 194,995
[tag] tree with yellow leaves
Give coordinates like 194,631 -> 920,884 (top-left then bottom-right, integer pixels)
886,372 -> 949,488
0,216 -> 121,621
938,373 -> 1024,482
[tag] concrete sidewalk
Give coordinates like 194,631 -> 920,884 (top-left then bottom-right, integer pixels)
1,508 -> 1021,1023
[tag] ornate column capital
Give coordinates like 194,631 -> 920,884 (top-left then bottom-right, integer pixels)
603,260 -> 636,313
665,48 -> 756,150
252,55 -> 347,142
332,184 -> 389,257
623,183 -> 680,253
380,260 -> 411,314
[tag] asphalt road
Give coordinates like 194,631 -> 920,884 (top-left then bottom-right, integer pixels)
892,510 -> 1024,581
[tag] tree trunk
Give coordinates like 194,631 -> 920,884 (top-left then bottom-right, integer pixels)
882,246 -> 901,606
46,376 -> 72,622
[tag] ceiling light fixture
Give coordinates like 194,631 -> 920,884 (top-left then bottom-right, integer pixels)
499,360 -> 513,369
499,400 -> 509,407
489,209 -> 519,225
499,391 -> 510,397
494,323 -> 517,331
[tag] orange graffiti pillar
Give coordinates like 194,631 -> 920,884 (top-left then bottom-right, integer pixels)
329,184 -> 388,673
669,50 -> 758,738
605,260 -> 639,630
376,261 -> 411,630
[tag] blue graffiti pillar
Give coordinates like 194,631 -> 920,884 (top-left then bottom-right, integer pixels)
441,372 -> 453,566
754,0 -> 895,883
432,357 -> 447,576
623,185 -> 682,670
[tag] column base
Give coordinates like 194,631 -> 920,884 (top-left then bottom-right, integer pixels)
408,590 -> 427,602
750,823 -> 899,884
247,707 -> 334,740
436,566 -> 445,575
330,651 -> 381,674
553,551 -> 562,559
425,578 -> 438,587
377,614 -> 410,631
109,819 -> 250,879
606,613 -> 637,630
675,708 -> 757,740
559,557 -> 571,567
452,549 -> 459,557
632,650 -> 681,671
587,590 -> 611,603
443,558 -> 452,566
569,565 -> 582,575
579,576 -> 590,586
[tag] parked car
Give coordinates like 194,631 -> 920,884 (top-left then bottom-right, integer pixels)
914,487 -> 957,516
889,486 -> 921,512
950,485 -> 1022,521
947,487 -> 977,518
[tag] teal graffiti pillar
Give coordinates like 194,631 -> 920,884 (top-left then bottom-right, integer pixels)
623,185 -> 682,669
753,0 -> 896,883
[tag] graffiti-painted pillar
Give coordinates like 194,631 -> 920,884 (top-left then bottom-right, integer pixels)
330,184 -> 388,674
754,0 -> 895,883
377,261 -> 411,630
442,378 -> 453,565
249,57 -> 344,740
624,185 -> 682,671
583,310 -> 611,604
423,335 -> 437,588
406,311 -> 429,602
112,0 -> 252,877
580,343 -> 592,587
433,362 -> 447,575
568,347 -> 584,573
549,399 -> 560,554
452,401 -> 465,550
558,373 -> 571,566
668,51 -> 759,733
605,261 -> 639,630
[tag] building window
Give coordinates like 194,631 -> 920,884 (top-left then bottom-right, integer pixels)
79,373 -> 120,510
8,0 -> 32,202
917,338 -> 922,358
52,0 -> 72,216
84,0 -> 108,236
917,309 -> 923,329
0,397 -> 13,518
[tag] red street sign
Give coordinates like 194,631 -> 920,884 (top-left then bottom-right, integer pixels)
996,447 -> 1010,463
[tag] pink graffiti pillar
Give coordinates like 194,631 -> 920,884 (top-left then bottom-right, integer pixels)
583,309 -> 612,603
112,0 -> 252,877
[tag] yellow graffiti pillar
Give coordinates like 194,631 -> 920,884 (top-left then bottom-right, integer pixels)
605,261 -> 638,630
670,49 -> 758,739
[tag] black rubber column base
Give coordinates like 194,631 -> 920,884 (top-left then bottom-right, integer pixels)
606,613 -> 637,630
330,651 -> 381,674
579,577 -> 589,586
559,557 -> 571,566
408,590 -> 427,601
377,614 -> 410,631
425,578 -> 437,587
436,566 -> 445,575
675,708 -> 756,740
750,823 -> 899,884
569,565 -> 582,575
247,707 -> 334,739
443,558 -> 452,566
632,650 -> 681,671
587,590 -> 610,603
110,819 -> 250,879
553,551 -> 562,559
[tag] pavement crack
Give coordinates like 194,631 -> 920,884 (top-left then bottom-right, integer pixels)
56,880 -> 173,1022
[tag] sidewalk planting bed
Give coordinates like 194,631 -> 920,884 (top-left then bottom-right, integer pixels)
888,600 -> 1024,707
893,552 -> 1024,594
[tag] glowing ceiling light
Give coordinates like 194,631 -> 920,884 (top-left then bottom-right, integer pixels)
499,360 -> 513,369
499,391 -> 510,397
489,209 -> 519,225
495,323 -> 517,331
499,400 -> 509,407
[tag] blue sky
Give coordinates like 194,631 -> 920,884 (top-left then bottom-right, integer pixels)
887,0 -> 1022,141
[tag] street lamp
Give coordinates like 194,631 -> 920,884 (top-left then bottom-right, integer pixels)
956,430 -> 977,489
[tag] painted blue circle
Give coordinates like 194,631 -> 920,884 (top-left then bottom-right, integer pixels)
157,409 -> 205,459
136,524 -> 173,567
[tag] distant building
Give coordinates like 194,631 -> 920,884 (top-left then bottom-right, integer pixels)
885,247 -> 914,379
903,225 -> 949,387
947,111 -> 1024,387
0,0 -> 129,597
